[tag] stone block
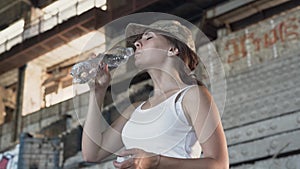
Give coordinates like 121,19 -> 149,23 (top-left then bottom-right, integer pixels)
43,104 -> 59,119
0,133 -> 12,150
23,123 -> 40,134
41,116 -> 60,128
229,129 -> 300,164
0,122 -> 13,134
226,110 -> 300,145
60,99 -> 74,114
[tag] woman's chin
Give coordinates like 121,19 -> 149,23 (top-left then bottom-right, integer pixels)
134,61 -> 151,71
134,61 -> 143,70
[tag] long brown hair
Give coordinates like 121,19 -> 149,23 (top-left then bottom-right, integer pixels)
162,35 -> 205,87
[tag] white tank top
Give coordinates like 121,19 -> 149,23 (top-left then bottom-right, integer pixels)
121,85 -> 202,158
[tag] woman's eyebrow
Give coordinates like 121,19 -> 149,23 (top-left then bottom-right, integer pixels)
141,31 -> 155,39
142,32 -> 149,36
143,31 -> 152,36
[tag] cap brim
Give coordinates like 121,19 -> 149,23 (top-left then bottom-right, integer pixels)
125,20 -> 196,53
125,23 -> 153,38
125,22 -> 192,51
125,23 -> 173,39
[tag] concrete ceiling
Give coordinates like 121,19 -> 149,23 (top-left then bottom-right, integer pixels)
31,31 -> 106,68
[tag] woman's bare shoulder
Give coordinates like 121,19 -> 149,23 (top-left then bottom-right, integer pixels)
121,101 -> 143,119
182,85 -> 213,116
185,85 -> 211,99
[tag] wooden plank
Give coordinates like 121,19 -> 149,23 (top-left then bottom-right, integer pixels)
231,154 -> 300,169
226,110 -> 300,145
228,129 -> 300,164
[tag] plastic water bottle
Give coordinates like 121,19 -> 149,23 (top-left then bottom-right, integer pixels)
70,47 -> 134,84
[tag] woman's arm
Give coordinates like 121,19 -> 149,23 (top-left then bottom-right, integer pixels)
81,85 -> 111,162
175,85 -> 229,169
82,88 -> 136,162
81,65 -> 136,162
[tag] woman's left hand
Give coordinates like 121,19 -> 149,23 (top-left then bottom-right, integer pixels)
113,148 -> 160,169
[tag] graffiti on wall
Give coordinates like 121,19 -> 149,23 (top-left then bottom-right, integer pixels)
225,17 -> 300,63
196,7 -> 300,76
0,145 -> 19,169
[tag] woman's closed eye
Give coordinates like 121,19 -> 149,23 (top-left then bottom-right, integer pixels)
146,36 -> 153,40
142,34 -> 153,40
142,31 -> 155,40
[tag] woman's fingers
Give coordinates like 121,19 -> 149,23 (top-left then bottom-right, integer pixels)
113,157 -> 134,169
114,148 -> 140,169
95,62 -> 111,87
118,148 -> 140,157
114,148 -> 159,169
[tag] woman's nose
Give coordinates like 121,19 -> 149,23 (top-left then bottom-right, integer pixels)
134,40 -> 142,49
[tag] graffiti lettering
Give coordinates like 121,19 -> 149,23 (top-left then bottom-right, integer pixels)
225,17 -> 300,63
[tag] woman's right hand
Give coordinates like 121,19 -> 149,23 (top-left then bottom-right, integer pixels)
88,61 -> 111,90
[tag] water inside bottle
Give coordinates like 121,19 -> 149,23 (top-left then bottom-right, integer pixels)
103,47 -> 134,68
70,47 -> 134,84
102,54 -> 126,68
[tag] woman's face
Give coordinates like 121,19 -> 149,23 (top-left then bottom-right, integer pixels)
133,31 -> 172,69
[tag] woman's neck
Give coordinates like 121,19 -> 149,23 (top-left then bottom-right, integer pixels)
147,68 -> 187,97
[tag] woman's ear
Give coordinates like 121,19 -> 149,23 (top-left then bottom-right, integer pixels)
167,48 -> 179,56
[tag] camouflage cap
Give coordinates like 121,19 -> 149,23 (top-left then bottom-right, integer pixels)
125,20 -> 196,52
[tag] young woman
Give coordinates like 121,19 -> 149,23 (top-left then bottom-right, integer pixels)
82,20 -> 229,169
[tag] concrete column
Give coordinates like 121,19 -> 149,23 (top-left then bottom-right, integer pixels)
0,86 -> 5,124
13,65 -> 26,141
22,62 -> 43,115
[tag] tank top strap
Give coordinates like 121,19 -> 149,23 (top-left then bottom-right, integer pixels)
172,85 -> 197,126
174,85 -> 197,104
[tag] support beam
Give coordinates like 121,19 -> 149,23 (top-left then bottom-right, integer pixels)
206,0 -> 291,26
206,0 -> 256,19
13,65 -> 26,141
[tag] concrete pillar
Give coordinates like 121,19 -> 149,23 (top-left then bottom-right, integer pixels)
0,82 -> 17,125
22,62 -> 43,115
13,65 -> 26,141
0,86 -> 5,124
